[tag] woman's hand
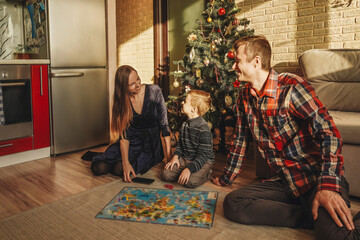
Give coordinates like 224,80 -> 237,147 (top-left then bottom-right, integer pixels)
122,161 -> 136,182
165,155 -> 180,170
178,168 -> 191,185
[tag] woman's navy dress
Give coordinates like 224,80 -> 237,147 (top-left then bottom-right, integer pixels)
92,84 -> 170,174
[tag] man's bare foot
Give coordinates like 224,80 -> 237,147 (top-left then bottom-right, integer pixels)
211,176 -> 222,186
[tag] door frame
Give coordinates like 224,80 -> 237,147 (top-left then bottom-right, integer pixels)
153,0 -> 169,99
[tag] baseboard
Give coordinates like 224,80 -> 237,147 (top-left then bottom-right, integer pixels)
0,147 -> 50,168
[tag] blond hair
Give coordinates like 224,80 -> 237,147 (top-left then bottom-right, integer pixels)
188,90 -> 211,116
233,35 -> 271,70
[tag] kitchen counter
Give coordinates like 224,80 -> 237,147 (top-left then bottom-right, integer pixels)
0,59 -> 50,65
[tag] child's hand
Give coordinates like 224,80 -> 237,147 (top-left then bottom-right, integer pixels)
178,168 -> 191,185
165,155 -> 179,170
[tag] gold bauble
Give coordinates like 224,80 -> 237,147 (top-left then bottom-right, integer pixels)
196,78 -> 204,86
207,17 -> 213,23
225,95 -> 232,107
173,80 -> 180,88
221,109 -> 227,115
211,42 -> 216,52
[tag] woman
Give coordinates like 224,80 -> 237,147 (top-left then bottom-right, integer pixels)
91,65 -> 171,182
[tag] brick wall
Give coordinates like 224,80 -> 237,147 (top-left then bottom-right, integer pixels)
116,0 -> 154,84
236,0 -> 360,76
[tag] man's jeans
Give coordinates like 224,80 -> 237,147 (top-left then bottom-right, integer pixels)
223,176 -> 360,240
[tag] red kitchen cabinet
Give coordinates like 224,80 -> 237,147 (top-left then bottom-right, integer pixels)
31,65 -> 50,149
0,137 -> 33,156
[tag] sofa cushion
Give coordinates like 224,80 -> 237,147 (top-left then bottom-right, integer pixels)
299,49 -> 360,112
328,110 -> 360,145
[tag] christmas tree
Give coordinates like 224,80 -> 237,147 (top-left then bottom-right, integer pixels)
167,0 -> 253,136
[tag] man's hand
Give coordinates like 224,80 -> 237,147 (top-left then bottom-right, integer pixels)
165,155 -> 180,170
312,190 -> 355,230
211,176 -> 222,186
178,168 -> 191,185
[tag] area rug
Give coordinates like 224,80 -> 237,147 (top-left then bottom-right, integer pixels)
96,187 -> 218,228
0,170 -> 315,240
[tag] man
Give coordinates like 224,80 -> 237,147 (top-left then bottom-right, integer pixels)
212,35 -> 360,239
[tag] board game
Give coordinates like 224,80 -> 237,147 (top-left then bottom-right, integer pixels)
96,187 -> 218,228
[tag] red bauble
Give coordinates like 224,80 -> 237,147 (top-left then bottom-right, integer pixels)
233,80 -> 240,88
227,51 -> 234,59
218,8 -> 225,16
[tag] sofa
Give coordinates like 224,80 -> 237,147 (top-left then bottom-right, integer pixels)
298,49 -> 360,197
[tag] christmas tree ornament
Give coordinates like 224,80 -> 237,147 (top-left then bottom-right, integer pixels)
189,47 -> 195,63
221,109 -> 227,115
211,42 -> 216,52
196,78 -> 204,86
218,8 -> 226,16
173,78 -> 180,88
207,121 -> 213,130
232,18 -> 240,26
187,33 -> 197,42
207,17 -> 212,23
233,80 -> 241,88
204,57 -> 210,66
225,23 -> 234,36
225,95 -> 232,107
196,69 -> 201,78
227,51 -> 234,59
185,84 -> 191,92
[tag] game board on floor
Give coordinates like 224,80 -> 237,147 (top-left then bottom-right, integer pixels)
96,186 -> 218,228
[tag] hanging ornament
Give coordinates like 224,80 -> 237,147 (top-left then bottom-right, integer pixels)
214,38 -> 222,45
196,69 -> 201,78
225,95 -> 232,107
207,121 -> 213,130
218,8 -> 226,16
210,104 -> 216,112
232,18 -> 240,26
211,42 -> 216,52
189,47 -> 195,63
187,33 -> 197,42
204,57 -> 210,66
227,51 -> 234,59
173,77 -> 180,88
185,85 -> 191,92
233,80 -> 241,88
224,53 -> 228,64
221,108 -> 227,115
196,78 -> 204,87
225,23 -> 234,36
207,17 -> 212,23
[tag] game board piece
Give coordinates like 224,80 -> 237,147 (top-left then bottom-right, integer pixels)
164,184 -> 174,189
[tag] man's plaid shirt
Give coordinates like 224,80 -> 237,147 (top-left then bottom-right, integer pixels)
220,69 -> 344,197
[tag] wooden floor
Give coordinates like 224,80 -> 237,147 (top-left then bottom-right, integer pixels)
0,144 -> 359,220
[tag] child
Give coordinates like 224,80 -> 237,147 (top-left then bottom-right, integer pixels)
161,90 -> 214,188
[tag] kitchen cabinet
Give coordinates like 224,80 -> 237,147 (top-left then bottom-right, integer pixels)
0,137 -> 33,156
0,64 -> 50,157
31,65 -> 50,149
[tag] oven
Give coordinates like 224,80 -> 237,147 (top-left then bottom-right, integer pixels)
0,65 -> 32,142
